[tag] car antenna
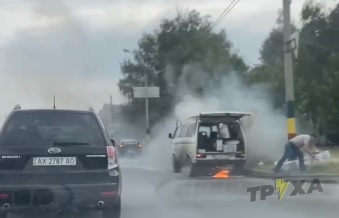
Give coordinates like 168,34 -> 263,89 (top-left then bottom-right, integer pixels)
53,95 -> 56,109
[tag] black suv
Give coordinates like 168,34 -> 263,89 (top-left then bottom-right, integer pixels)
0,106 -> 121,218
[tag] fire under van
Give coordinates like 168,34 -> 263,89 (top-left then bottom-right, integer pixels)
168,111 -> 252,177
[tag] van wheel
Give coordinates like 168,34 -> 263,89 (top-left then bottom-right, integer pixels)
102,197 -> 121,218
183,156 -> 195,177
172,155 -> 181,173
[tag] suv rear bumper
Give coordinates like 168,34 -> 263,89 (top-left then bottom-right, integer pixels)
0,182 -> 121,213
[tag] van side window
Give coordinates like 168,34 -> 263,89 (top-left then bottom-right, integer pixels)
178,125 -> 188,138
186,123 -> 197,137
173,126 -> 180,138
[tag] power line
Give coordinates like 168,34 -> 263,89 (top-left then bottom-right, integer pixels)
212,0 -> 240,29
213,0 -> 236,27
214,0 -> 240,28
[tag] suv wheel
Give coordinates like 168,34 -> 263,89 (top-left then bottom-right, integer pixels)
172,155 -> 181,173
102,197 -> 121,218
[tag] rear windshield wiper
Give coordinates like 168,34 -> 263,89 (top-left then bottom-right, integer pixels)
53,142 -> 90,146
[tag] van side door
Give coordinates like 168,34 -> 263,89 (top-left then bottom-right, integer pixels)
171,125 -> 181,157
184,123 -> 198,160
176,124 -> 188,164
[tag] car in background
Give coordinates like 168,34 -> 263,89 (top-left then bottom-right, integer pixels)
168,111 -> 251,178
117,139 -> 143,157
0,105 -> 121,218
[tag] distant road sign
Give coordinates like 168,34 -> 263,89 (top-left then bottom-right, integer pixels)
133,87 -> 160,98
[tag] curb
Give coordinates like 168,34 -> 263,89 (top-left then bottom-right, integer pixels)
244,169 -> 274,178
245,169 -> 339,183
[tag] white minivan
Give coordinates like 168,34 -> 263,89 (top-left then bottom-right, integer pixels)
168,111 -> 251,177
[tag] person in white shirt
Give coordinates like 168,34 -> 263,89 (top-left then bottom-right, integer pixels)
274,134 -> 320,173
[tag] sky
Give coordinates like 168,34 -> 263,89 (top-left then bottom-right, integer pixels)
0,0 -> 336,123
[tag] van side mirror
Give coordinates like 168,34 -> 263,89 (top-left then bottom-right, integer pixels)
168,133 -> 172,139
110,138 -> 115,147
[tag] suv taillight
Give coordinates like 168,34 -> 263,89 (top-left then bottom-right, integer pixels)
106,145 -> 118,169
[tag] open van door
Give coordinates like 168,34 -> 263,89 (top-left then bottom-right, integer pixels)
197,111 -> 252,122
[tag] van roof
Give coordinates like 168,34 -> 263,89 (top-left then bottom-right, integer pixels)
179,111 -> 252,124
196,111 -> 251,117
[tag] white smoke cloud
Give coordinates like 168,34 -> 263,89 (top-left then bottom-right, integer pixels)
142,64 -> 287,170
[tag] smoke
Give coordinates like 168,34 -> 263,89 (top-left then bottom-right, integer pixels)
142,63 -> 287,170
0,0 -> 120,121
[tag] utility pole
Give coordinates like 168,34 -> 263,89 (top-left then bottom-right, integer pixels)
145,71 -> 150,141
109,94 -> 113,124
283,0 -> 296,140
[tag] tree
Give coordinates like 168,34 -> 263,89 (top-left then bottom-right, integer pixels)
247,2 -> 339,134
246,12 -> 294,108
295,2 -> 339,133
118,9 -> 248,126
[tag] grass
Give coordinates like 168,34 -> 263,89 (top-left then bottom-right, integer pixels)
251,147 -> 339,175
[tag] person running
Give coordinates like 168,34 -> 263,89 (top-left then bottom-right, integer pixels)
274,134 -> 320,173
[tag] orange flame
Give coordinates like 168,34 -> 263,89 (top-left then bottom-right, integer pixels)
212,170 -> 230,179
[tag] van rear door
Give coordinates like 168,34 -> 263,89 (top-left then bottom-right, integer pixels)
196,111 -> 251,159
198,111 -> 251,122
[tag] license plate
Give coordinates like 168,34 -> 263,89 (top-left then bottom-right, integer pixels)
33,157 -> 76,166
214,155 -> 229,159
223,165 -> 234,170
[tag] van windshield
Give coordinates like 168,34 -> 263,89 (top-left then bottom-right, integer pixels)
0,111 -> 106,147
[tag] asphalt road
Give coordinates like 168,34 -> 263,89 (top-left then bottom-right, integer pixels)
8,156 -> 339,218
118,157 -> 339,218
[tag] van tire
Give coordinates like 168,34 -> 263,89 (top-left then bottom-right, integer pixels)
172,155 -> 181,173
183,155 -> 196,177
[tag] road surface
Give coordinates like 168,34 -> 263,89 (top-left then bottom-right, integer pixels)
118,158 -> 339,218
8,157 -> 339,218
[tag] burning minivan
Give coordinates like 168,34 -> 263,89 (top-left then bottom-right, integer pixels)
168,111 -> 252,177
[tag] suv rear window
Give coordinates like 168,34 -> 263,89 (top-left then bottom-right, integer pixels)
0,111 -> 106,147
